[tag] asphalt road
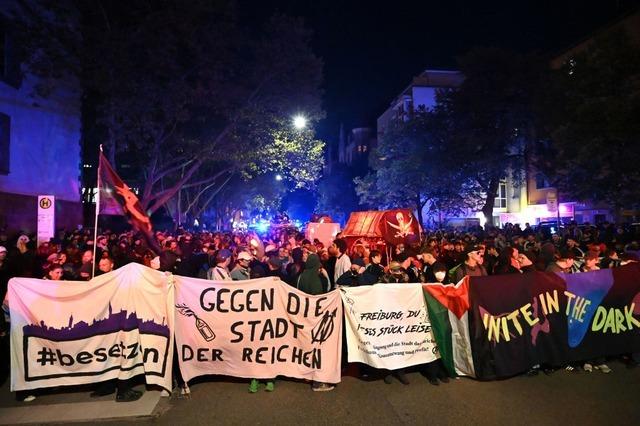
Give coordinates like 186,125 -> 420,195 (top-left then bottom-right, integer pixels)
65,361 -> 640,426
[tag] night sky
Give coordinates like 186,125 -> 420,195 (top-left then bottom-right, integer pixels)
241,0 -> 640,141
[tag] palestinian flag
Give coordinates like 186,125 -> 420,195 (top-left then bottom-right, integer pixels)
423,277 -> 475,378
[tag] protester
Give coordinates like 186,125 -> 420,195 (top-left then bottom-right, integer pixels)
452,244 -> 487,282
297,253 -> 335,391
207,249 -> 232,281
359,250 -> 385,285
231,251 -> 252,281
4,219 -> 640,401
332,239 -> 351,285
78,250 -> 94,280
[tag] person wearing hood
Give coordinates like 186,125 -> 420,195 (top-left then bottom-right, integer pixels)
296,253 -> 325,295
296,254 -> 334,391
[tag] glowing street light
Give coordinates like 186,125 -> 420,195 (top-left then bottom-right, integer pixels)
275,174 -> 283,181
292,115 -> 307,130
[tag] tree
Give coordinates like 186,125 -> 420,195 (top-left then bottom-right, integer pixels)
438,48 -> 543,225
315,166 -> 361,225
10,1 -> 325,224
164,122 -> 324,225
536,30 -> 640,210
354,110 -> 481,228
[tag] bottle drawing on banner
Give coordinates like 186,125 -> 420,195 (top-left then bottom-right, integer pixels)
176,303 -> 216,341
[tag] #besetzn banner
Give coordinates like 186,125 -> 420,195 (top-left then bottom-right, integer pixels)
8,263 -> 174,391
174,275 -> 342,383
341,284 -> 439,370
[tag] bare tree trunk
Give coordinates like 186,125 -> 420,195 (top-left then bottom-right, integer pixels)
415,194 -> 425,231
482,177 -> 500,227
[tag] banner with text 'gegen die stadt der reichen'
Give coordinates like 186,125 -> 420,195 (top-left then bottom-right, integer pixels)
174,275 -> 342,383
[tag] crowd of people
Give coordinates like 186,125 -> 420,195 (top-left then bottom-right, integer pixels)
1,220 -> 639,398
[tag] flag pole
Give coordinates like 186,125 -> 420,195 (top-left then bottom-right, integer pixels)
92,145 -> 102,279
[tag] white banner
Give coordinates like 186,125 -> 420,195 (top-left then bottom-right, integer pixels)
174,275 -> 343,384
8,263 -> 173,391
341,284 -> 439,370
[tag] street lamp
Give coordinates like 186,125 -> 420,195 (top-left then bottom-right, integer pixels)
275,174 -> 283,181
292,114 -> 307,130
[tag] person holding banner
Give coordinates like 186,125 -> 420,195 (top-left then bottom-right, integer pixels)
231,251 -> 253,281
452,244 -> 487,283
233,251 -> 276,393
379,261 -> 411,385
297,253 -> 335,391
207,249 -> 232,281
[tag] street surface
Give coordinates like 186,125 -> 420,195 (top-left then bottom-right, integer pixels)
4,360 -> 634,426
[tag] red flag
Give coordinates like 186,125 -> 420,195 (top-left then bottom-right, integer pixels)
98,152 -> 153,236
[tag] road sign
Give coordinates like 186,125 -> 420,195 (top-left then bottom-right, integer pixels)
37,195 -> 55,247
546,191 -> 558,213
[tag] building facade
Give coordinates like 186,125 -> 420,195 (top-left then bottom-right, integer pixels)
376,17 -> 640,228
0,14 -> 82,234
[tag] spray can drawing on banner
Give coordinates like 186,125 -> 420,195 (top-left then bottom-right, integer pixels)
176,303 -> 216,341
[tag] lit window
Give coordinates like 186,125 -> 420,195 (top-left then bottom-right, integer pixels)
494,181 -> 507,208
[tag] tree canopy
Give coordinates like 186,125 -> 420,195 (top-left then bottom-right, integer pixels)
10,0 -> 326,225
436,48 -> 544,225
536,30 -> 640,209
354,109 -> 481,228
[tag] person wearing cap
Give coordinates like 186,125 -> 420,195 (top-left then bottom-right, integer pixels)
246,250 -> 277,393
265,256 -> 286,281
230,251 -> 252,281
207,249 -> 232,281
452,244 -> 487,283
336,257 -> 364,286
381,261 -> 409,283
378,259 -> 411,385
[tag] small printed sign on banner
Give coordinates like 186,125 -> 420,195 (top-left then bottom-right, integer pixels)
341,284 -> 439,370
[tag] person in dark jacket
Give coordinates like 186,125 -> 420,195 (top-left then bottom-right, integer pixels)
336,258 -> 365,286
494,247 -> 534,275
297,254 -> 324,295
431,262 -> 451,284
359,250 -> 385,285
297,253 -> 335,391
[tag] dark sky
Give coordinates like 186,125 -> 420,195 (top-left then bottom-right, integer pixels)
241,0 -> 640,142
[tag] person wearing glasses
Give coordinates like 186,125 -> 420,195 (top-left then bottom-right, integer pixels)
452,244 -> 487,283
